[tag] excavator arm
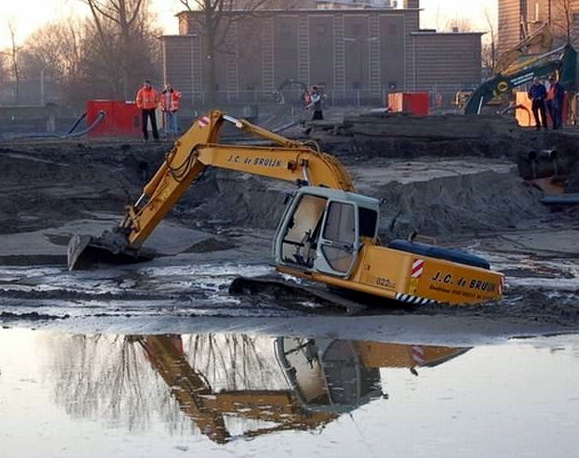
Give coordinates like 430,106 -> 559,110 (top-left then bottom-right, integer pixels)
272,78 -> 309,105
493,23 -> 553,75
465,44 -> 577,115
134,335 -> 337,444
125,113 -> 353,247
67,110 -> 353,270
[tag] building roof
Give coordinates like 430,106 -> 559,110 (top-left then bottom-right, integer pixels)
411,31 -> 485,36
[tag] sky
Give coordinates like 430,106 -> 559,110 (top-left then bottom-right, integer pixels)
0,0 -> 497,49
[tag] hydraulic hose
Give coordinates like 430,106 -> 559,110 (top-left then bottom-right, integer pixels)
10,110 -> 105,139
65,110 -> 106,137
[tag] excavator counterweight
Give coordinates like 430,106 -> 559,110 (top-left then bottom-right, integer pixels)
67,110 -> 504,307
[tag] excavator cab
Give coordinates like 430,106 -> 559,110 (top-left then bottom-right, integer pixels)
273,186 -> 380,278
274,337 -> 383,413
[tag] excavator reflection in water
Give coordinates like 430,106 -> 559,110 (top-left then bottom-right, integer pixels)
130,334 -> 469,443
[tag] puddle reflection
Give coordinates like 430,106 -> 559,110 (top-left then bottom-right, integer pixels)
2,329 -> 578,457
129,335 -> 469,443
1,331 -> 468,445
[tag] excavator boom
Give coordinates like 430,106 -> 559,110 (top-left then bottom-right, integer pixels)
68,111 -> 353,270
493,23 -> 553,75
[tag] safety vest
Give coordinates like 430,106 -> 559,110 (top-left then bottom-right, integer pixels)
136,87 -> 159,110
161,90 -> 181,112
546,83 -> 564,102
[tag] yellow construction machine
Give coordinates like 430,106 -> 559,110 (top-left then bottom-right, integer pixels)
132,334 -> 469,443
67,110 -> 504,306
493,22 -> 554,75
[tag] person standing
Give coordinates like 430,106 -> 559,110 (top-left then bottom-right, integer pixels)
135,79 -> 160,141
546,75 -> 565,130
306,85 -> 324,120
160,83 -> 182,137
528,76 -> 548,131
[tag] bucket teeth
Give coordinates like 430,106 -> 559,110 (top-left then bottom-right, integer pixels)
67,235 -> 93,271
67,233 -> 155,271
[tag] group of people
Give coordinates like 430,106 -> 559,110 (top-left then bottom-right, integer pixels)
136,80 -> 327,141
527,75 -> 565,131
136,76 -> 566,139
135,79 -> 181,141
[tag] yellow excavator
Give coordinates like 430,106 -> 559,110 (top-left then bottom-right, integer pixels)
132,334 -> 469,443
493,22 -> 554,75
67,110 -> 504,306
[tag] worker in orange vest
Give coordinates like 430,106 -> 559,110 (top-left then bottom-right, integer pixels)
135,79 -> 160,141
160,83 -> 182,137
546,75 -> 565,130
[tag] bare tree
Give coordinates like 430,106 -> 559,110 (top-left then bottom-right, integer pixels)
77,0 -> 161,99
6,19 -> 21,105
176,0 -> 282,103
0,54 -> 8,98
444,18 -> 474,33
481,7 -> 499,76
20,18 -> 86,106
551,0 -> 577,45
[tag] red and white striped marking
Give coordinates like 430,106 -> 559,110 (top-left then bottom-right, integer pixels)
411,345 -> 425,364
198,116 -> 210,128
411,259 -> 424,278
499,275 -> 505,295
395,292 -> 436,305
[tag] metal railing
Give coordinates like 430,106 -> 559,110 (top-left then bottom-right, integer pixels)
182,84 -> 483,113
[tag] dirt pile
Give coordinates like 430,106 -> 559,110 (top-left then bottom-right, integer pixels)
0,141 -> 166,233
0,114 -> 577,244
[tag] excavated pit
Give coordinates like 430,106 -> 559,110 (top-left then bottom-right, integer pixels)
0,112 -> 578,330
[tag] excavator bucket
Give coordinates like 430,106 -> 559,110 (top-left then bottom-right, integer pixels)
67,232 -> 155,271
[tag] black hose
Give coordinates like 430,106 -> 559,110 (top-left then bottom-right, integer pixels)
65,110 -> 106,137
10,110 -> 105,140
65,111 -> 88,135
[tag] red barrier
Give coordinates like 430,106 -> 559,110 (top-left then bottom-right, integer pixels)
387,92 -> 430,116
86,100 -> 142,137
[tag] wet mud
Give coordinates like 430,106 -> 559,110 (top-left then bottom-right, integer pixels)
0,120 -> 579,340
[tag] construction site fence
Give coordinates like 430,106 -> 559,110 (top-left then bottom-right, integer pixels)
187,85 -> 477,112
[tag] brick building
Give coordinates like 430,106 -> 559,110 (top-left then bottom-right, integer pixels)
160,0 -> 483,108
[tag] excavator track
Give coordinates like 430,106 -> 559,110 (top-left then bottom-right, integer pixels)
229,275 -> 371,315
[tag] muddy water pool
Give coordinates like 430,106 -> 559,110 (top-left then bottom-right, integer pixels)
1,328 -> 578,458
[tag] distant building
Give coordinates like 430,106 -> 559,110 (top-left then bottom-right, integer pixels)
161,0 -> 482,107
234,0 -> 400,9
